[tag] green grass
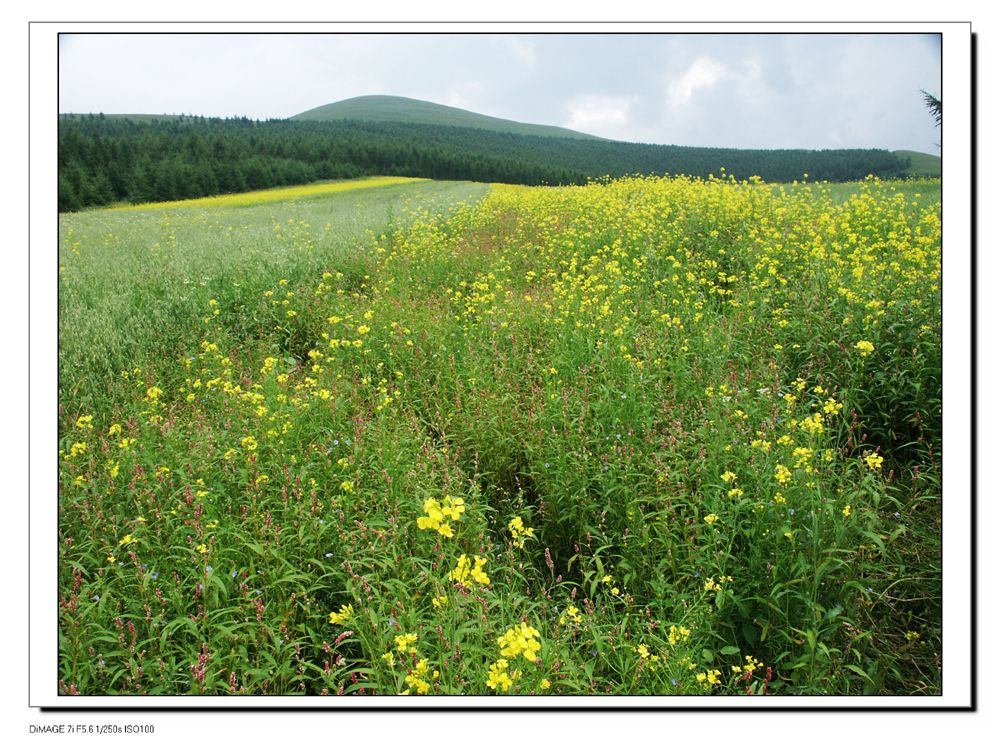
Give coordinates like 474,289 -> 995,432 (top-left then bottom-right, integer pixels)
59,178 -> 488,411
775,178 -> 940,207
58,175 -> 941,697
894,150 -> 941,178
291,95 -> 602,140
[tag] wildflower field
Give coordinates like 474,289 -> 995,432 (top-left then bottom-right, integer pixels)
58,174 -> 942,697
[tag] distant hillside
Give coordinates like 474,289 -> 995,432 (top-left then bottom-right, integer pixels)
292,95 -> 601,140
58,114 -> 913,211
894,150 -> 941,177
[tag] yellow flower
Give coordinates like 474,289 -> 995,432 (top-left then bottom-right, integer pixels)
774,464 -> 792,485
864,452 -> 884,471
418,495 -> 465,536
558,605 -> 582,626
328,604 -> 354,625
668,624 -> 691,645
696,669 -> 722,686
394,633 -> 418,654
404,658 -> 438,695
508,515 -> 535,548
704,575 -> 732,593
703,513 -> 719,525
842,505 -> 852,518
855,340 -> 875,357
486,659 -> 517,693
450,554 -> 490,588
731,655 -> 763,675
498,622 -> 542,662
822,397 -> 843,415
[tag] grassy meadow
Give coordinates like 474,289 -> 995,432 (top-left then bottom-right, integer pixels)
58,175 -> 942,697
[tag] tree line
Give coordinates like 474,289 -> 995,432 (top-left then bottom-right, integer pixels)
59,114 -> 913,211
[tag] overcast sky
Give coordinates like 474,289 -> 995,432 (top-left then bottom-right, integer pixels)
59,34 -> 942,152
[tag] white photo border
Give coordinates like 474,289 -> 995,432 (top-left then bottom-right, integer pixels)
29,20 -> 974,710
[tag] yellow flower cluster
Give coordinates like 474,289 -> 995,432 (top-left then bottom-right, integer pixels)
394,633 -> 418,654
328,604 -> 354,625
704,575 -> 733,593
417,495 -> 465,538
731,654 -> 764,675
558,605 -> 583,626
507,515 -> 535,548
668,624 -> 692,646
404,658 -> 439,695
498,622 -> 542,662
696,669 -> 722,686
774,464 -> 792,486
450,554 -> 489,588
634,643 -> 660,665
486,659 -> 521,693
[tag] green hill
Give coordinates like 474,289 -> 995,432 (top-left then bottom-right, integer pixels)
894,150 -> 941,177
291,95 -> 601,140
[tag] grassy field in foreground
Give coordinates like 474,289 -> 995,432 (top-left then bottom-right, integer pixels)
59,175 -> 941,697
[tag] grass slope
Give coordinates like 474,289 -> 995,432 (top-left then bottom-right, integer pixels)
894,150 -> 941,177
59,178 -> 487,407
291,95 -> 601,140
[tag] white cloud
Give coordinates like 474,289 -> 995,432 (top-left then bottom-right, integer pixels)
492,36 -> 537,67
443,81 -> 487,110
564,95 -> 636,134
667,56 -> 727,107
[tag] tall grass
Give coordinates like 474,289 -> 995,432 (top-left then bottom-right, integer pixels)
58,175 -> 941,697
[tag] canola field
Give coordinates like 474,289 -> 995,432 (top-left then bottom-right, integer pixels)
119,175 -> 427,211
58,175 -> 942,697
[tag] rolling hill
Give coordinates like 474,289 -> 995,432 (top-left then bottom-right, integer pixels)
894,150 -> 941,178
59,102 -> 916,211
291,95 -> 601,140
